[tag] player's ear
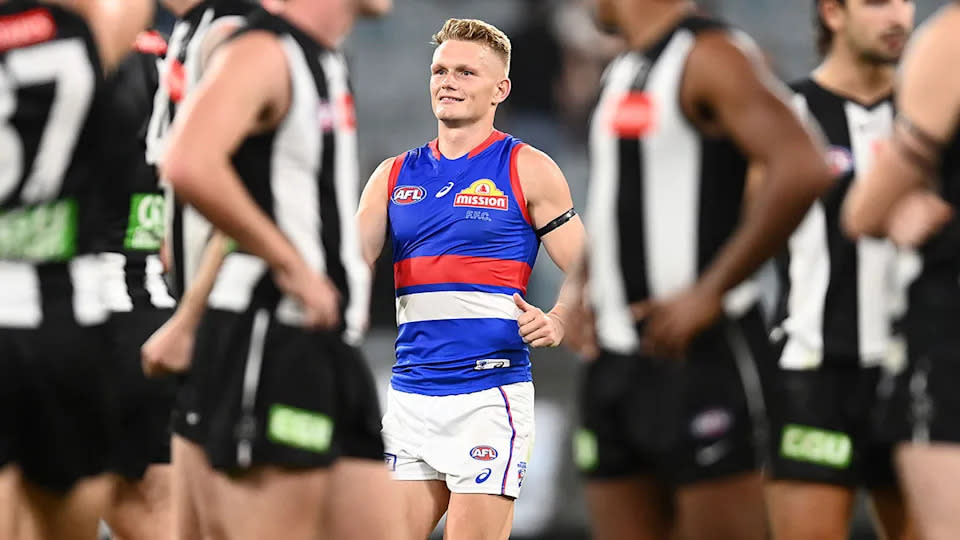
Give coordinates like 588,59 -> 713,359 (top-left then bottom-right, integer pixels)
493,77 -> 511,105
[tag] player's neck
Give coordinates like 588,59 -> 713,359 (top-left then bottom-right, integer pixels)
813,49 -> 895,105
283,2 -> 355,49
619,0 -> 696,51
436,120 -> 496,160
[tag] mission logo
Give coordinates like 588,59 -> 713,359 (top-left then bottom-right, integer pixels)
453,179 -> 508,211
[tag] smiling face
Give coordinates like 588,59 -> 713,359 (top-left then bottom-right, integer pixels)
429,39 -> 511,126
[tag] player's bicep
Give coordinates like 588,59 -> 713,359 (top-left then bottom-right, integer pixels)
198,16 -> 246,75
356,158 -> 394,266
690,35 -> 822,168
163,33 -> 287,177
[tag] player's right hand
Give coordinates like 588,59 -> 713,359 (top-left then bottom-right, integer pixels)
142,314 -> 196,377
887,190 -> 954,248
273,261 -> 341,329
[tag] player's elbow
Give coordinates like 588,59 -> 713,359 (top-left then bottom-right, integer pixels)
161,144 -> 210,200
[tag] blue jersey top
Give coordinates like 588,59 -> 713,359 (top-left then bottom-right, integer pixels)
388,131 -> 540,395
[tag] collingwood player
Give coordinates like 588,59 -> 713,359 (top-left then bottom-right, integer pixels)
97,30 -> 179,540
0,1 -> 152,539
574,0 -> 832,539
844,2 -> 960,538
159,0 -> 397,538
766,2 -> 916,539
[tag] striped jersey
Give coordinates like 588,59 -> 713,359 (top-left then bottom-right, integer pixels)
776,79 -> 895,369
586,15 -> 754,355
145,0 -> 253,298
0,3 -> 107,328
98,32 -> 175,313
388,131 -> 539,395
204,9 -> 370,343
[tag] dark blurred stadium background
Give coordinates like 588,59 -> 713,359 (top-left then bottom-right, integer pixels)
142,2 -> 943,538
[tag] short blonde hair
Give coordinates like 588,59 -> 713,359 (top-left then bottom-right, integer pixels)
432,18 -> 512,75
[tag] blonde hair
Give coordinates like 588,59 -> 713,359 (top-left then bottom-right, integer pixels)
431,18 -> 512,75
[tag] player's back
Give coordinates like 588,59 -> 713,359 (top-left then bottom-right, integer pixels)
388,132 -> 539,395
0,1 -> 108,326
586,14 -> 750,354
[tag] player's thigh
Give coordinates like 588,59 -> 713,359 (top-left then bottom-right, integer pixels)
444,492 -> 514,540
394,479 -> 450,540
324,457 -> 403,540
675,472 -> 766,540
869,485 -> 916,540
896,443 -> 960,540
170,435 -> 209,540
206,466 -> 330,540
103,464 -> 172,540
765,481 -> 855,540
584,476 -> 672,540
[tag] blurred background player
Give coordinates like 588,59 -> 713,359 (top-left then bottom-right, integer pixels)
160,0 -> 397,538
141,1 -> 257,538
0,0 -> 153,539
765,1 -> 916,539
574,0 -> 832,538
356,18 -> 585,540
97,29 -> 178,540
844,2 -> 960,538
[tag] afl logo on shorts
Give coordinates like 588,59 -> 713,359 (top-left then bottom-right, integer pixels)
470,445 -> 498,461
392,185 -> 426,205
827,146 -> 854,177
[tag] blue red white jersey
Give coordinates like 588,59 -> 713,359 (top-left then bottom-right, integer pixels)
388,131 -> 539,395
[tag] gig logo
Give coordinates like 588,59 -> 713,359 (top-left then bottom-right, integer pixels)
470,445 -> 499,461
392,185 -> 426,205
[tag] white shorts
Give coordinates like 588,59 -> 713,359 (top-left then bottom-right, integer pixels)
382,382 -> 534,498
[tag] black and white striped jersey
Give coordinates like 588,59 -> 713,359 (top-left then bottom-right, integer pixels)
776,79 -> 896,369
98,33 -> 175,313
205,9 -> 370,344
146,0 -> 253,298
586,15 -> 754,355
0,2 -> 107,328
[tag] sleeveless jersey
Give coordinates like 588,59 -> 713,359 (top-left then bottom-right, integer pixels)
586,15 -> 752,355
388,131 -> 539,395
145,0 -> 253,298
0,2 -> 107,328
204,8 -> 370,343
99,31 -> 175,313
776,79 -> 896,369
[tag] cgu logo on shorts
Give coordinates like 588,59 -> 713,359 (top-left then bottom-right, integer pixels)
470,445 -> 499,461
392,185 -> 426,205
453,179 -> 508,211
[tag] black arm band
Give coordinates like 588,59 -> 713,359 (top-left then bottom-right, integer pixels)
536,208 -> 577,238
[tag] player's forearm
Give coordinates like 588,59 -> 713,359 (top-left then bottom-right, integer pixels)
699,154 -> 831,297
843,142 -> 927,238
174,232 -> 229,329
164,157 -> 302,276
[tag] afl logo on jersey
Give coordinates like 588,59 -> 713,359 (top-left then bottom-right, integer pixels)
453,179 -> 509,211
611,92 -> 656,138
392,185 -> 426,205
827,146 -> 854,177
470,445 -> 499,461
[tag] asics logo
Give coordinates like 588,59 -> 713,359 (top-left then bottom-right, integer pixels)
436,182 -> 454,198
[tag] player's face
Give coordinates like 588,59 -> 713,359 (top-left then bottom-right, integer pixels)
841,0 -> 914,64
430,40 -> 510,125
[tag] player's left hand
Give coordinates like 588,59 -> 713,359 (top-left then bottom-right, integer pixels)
887,190 -> 954,248
634,283 -> 724,359
514,293 -> 564,348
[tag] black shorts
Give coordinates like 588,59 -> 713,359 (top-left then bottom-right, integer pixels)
171,355 -> 208,445
0,315 -> 112,491
192,308 -> 384,473
577,308 -> 772,486
104,309 -> 177,480
874,338 -> 960,445
767,363 -> 896,487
